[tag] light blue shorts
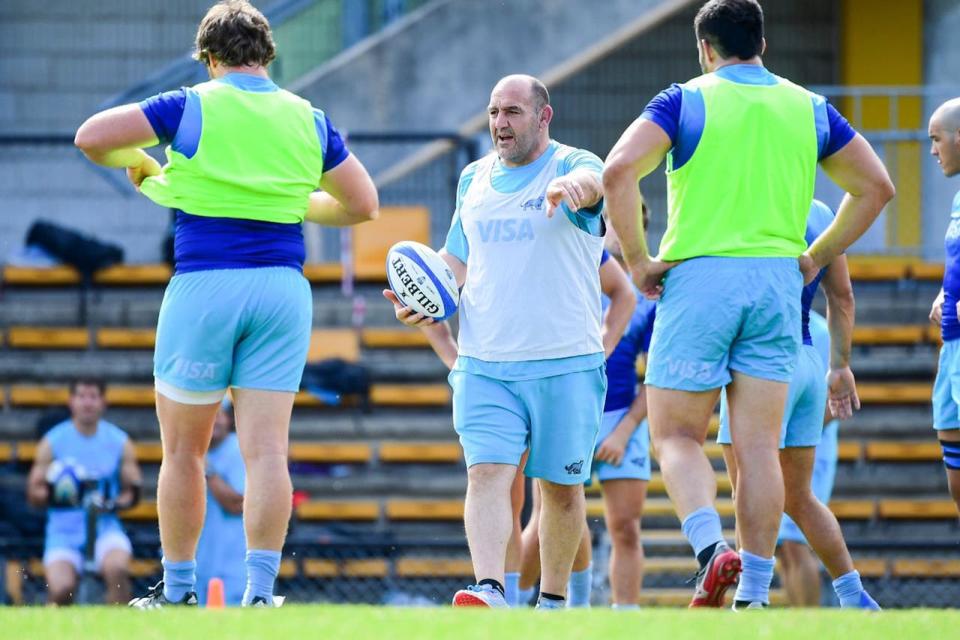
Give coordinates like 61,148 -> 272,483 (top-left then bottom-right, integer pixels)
449,367 -> 606,485
154,267 -> 313,395
933,339 -> 960,431
592,408 -> 651,482
645,257 -> 802,391
717,344 -> 827,448
779,419 -> 840,545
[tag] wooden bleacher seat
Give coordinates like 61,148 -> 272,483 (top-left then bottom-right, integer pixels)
909,262 -> 945,281
370,384 -> 450,406
857,383 -> 931,405
134,442 -> 163,463
7,327 -> 89,349
301,262 -> 343,284
865,441 -> 940,462
288,442 -> 372,464
378,442 -> 462,464
855,557 -> 888,579
395,558 -> 475,578
119,501 -> 158,521
360,328 -> 431,349
878,499 -> 958,520
96,328 -> 156,349
852,325 -> 926,346
95,264 -> 171,285
891,558 -> 960,578
302,558 -> 338,578
296,500 -> 379,521
2,264 -> 174,287
307,328 -> 360,363
8,385 -> 156,408
385,499 -> 464,521
846,257 -> 914,281
342,559 -> 389,578
352,206 -> 430,280
829,499 -> 875,520
837,441 -> 863,462
0,443 -> 12,464
586,498 -> 734,520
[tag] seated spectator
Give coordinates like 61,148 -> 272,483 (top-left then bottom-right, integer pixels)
196,399 -> 246,606
26,378 -> 142,605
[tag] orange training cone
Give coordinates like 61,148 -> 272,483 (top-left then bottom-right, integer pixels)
207,577 -> 226,609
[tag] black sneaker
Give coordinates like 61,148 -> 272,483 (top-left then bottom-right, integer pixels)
128,581 -> 198,609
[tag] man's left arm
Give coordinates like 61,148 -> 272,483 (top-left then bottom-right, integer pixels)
820,254 -> 860,419
599,257 -> 636,358
115,439 -> 143,511
75,104 -> 162,185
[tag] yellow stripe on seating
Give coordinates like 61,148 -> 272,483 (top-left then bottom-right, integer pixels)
385,499 -> 463,521
342,559 -> 389,578
857,383 -> 931,404
96,328 -> 156,349
279,559 -> 297,579
3,265 -> 81,285
120,501 -> 158,521
129,559 -> 161,577
0,443 -> 12,463
587,498 -> 734,520
296,500 -> 379,521
379,442 -> 462,464
856,558 -> 888,578
837,441 -> 862,462
852,325 -> 926,345
909,262 -> 945,281
360,328 -> 431,349
15,442 -> 37,463
395,558 -> 474,578
891,558 -> 960,577
371,385 -> 450,406
106,386 -> 155,406
302,263 -> 343,283
878,499 -> 958,519
646,473 -> 732,496
288,442 -> 372,463
846,256 -> 914,281
8,327 -> 89,349
302,559 -> 338,577
865,441 -> 940,462
135,442 -> 163,464
10,386 -> 69,406
94,264 -> 171,285
829,500 -> 875,520
307,329 -> 360,363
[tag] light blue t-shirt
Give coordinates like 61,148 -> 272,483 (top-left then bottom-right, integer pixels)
196,433 -> 246,594
444,140 -> 606,381
45,420 -> 128,548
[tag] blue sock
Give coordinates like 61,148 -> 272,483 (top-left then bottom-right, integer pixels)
517,586 -> 535,607
566,564 -> 592,607
162,558 -> 196,602
242,549 -> 282,606
833,570 -> 879,609
733,550 -> 775,604
504,572 -> 520,607
680,506 -> 725,558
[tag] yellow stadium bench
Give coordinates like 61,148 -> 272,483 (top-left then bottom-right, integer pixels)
360,328 -> 432,349
302,262 -> 343,284
910,262 -> 945,281
95,264 -> 172,285
7,327 -> 89,349
96,328 -> 156,349
837,441 -> 862,462
3,265 -> 82,286
378,442 -> 462,464
352,206 -> 431,280
385,499 -> 464,521
878,499 -> 958,520
288,442 -> 372,464
846,257 -> 914,281
855,558 -> 888,579
852,325 -> 926,345
857,383 -> 931,404
296,500 -> 380,521
865,441 -> 940,462
119,501 -> 158,521
9,385 -> 156,407
371,384 -> 450,406
307,329 -> 360,363
302,559 -> 339,578
0,443 -> 12,463
134,442 -> 163,464
278,559 -> 298,579
828,500 -> 875,520
395,558 -> 474,578
343,559 -> 389,578
643,473 -> 732,496
891,558 -> 960,578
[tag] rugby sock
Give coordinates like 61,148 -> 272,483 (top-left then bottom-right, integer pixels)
681,506 -> 725,567
566,564 -> 592,607
478,578 -> 505,596
161,558 -> 196,602
243,549 -> 281,606
504,572 -> 520,606
517,586 -> 536,606
733,550 -> 774,605
833,570 -> 879,609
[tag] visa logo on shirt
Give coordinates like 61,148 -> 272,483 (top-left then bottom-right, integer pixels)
475,219 -> 535,243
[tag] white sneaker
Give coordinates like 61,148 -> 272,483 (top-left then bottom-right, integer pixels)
452,584 -> 508,608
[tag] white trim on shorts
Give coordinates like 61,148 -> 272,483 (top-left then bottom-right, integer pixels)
155,378 -> 227,405
43,530 -> 132,573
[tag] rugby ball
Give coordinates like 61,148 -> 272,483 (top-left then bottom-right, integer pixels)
386,241 -> 459,321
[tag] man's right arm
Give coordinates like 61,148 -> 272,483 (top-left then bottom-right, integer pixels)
806,134 -> 896,277
26,439 -> 53,508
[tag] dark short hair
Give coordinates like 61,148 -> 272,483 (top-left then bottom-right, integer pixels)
194,1 -> 276,68
694,0 -> 764,61
69,377 -> 106,397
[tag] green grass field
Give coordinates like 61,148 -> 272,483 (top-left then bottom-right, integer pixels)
5,606 -> 959,640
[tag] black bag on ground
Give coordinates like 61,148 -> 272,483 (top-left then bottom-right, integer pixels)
25,220 -> 124,276
301,358 -> 372,412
